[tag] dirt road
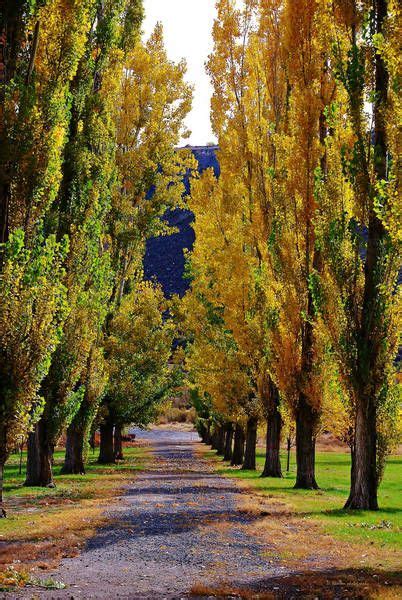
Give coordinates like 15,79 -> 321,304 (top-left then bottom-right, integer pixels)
13,429 -> 282,599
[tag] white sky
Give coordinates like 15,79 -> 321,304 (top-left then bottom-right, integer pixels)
142,1 -> 217,146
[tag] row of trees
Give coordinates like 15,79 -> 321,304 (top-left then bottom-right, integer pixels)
0,0 -> 192,512
184,0 -> 400,510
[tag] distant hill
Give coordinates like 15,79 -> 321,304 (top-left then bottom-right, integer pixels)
144,145 -> 219,298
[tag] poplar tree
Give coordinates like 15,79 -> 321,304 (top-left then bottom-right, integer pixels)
96,24 -> 193,459
98,282 -> 177,463
25,0 -> 143,487
320,0 -> 401,509
0,0 -> 94,512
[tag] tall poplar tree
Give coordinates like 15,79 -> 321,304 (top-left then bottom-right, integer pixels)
321,0 -> 401,509
25,0 -> 143,487
0,0 -> 94,512
96,24 -> 193,461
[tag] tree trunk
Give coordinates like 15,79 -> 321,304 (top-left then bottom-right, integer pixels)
344,0 -> 388,511
294,394 -> 319,489
344,402 -> 378,509
223,423 -> 233,462
89,430 -> 96,451
98,419 -> 115,464
215,425 -> 225,456
286,436 -> 291,473
205,420 -> 211,445
261,378 -> 282,478
261,412 -> 282,478
197,419 -> 208,443
0,460 -> 6,517
242,416 -> 257,470
114,424 -> 124,460
25,420 -> 54,487
296,245 -> 321,489
61,421 -> 86,475
231,423 -> 245,466
210,428 -> 218,450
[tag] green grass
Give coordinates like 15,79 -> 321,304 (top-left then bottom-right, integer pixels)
213,449 -> 401,551
3,446 -> 146,499
0,446 -> 148,541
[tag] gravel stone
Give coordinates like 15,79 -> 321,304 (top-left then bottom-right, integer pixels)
7,429 -> 280,599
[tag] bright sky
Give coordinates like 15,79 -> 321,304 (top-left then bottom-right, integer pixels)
143,0 -> 217,146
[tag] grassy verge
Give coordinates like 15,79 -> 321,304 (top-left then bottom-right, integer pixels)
0,445 -> 150,578
221,450 -> 400,548
203,446 -> 401,564
196,446 -> 401,598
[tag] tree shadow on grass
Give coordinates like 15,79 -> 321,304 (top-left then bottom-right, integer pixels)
303,506 -> 401,518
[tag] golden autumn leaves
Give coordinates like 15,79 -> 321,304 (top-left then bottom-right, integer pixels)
184,0 -> 400,507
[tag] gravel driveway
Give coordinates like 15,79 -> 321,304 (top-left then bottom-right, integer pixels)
11,429 -> 281,599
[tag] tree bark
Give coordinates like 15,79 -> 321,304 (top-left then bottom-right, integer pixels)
98,419 -> 115,464
223,423 -> 233,462
261,378 -> 282,478
344,0 -> 389,511
296,245 -> 321,489
294,394 -> 319,489
210,428 -> 218,450
215,425 -> 225,456
242,416 -> 257,470
261,411 -> 282,478
286,436 -> 291,473
114,424 -> 124,460
231,423 -> 245,466
0,460 -> 5,517
197,419 -> 208,443
25,420 -> 54,487
345,402 -> 378,509
205,420 -> 211,445
61,421 -> 86,475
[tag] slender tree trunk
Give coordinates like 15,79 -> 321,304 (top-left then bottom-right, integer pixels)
19,441 -> 24,475
197,419 -> 208,443
215,425 -> 225,456
89,430 -> 96,451
0,460 -> 5,517
61,421 -> 85,475
114,424 -> 124,460
242,416 -> 257,470
223,423 -> 233,462
0,423 -> 6,516
296,245 -> 321,489
261,379 -> 282,478
98,419 -> 115,464
294,394 -> 319,489
345,401 -> 378,509
231,423 -> 245,466
25,420 -> 54,487
205,420 -> 211,445
345,0 -> 389,511
210,428 -> 218,450
286,436 -> 291,473
261,412 -> 282,478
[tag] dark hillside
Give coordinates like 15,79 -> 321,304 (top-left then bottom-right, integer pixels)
144,145 -> 219,297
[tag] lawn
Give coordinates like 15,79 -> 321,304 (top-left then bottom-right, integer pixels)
0,445 -> 150,573
3,445 -> 146,500
212,448 -> 401,553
